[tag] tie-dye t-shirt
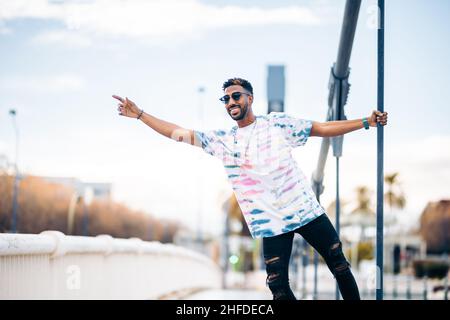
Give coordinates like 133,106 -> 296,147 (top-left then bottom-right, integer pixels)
194,112 -> 325,239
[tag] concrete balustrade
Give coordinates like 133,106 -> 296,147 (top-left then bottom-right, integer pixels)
0,231 -> 222,299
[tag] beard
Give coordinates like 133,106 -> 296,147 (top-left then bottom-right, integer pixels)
228,102 -> 248,121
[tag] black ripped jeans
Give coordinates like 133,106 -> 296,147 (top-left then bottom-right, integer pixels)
263,214 -> 360,300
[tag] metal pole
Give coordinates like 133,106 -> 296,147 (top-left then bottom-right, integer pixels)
312,196 -> 323,300
423,274 -> 428,300
67,193 -> 79,235
393,274 -> 398,299
197,86 -> 205,247
406,273 -> 412,300
302,238 -> 308,299
313,250 -> 318,300
445,215 -> 449,300
82,197 -> 88,236
223,203 -> 230,289
310,0 -> 362,300
444,255 -> 448,300
376,0 -> 385,300
311,0 -> 362,195
335,157 -> 341,300
9,109 -> 19,233
11,172 -> 19,233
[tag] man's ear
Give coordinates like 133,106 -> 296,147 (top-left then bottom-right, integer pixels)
248,95 -> 254,105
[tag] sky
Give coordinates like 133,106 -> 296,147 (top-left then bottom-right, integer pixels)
0,0 -> 449,237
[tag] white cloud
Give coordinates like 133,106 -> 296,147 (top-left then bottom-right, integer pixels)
0,0 -> 321,39
0,20 -> 11,34
0,140 -> 7,153
0,28 -> 11,34
0,74 -> 85,93
32,30 -> 92,47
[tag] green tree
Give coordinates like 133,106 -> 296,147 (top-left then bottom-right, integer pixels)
384,172 -> 406,215
350,186 -> 375,242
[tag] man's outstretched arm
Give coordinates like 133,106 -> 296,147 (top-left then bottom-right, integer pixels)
113,95 -> 197,145
310,110 -> 388,137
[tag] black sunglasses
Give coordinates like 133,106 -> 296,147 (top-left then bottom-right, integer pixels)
219,92 -> 251,104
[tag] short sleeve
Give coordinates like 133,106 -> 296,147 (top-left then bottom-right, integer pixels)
269,112 -> 313,148
193,129 -> 227,159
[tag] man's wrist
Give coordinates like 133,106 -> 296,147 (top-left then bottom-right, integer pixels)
362,117 -> 370,130
137,109 -> 144,120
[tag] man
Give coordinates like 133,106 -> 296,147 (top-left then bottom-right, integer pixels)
113,77 -> 388,300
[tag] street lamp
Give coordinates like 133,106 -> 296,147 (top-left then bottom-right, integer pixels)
9,109 -> 19,233
197,86 -> 206,247
67,192 -> 81,235
82,187 -> 94,236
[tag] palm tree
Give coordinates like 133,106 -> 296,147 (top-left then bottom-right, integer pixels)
353,186 -> 374,213
350,186 -> 375,241
336,186 -> 375,269
384,172 -> 406,216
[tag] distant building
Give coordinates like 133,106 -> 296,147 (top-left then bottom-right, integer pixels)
267,65 -> 285,113
420,199 -> 450,254
40,176 -> 112,200
0,154 -> 15,175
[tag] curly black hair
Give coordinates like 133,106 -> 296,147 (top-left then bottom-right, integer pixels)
222,78 -> 253,94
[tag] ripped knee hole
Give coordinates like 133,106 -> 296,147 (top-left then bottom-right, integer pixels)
265,256 -> 280,264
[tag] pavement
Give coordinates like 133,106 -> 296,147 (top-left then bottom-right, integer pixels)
184,289 -> 272,300
181,268 -> 448,300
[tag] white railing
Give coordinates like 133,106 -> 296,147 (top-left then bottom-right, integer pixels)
0,231 -> 222,299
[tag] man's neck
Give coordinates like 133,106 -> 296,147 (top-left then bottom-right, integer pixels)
236,113 -> 256,128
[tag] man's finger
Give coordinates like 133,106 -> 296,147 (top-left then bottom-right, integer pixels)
125,97 -> 134,105
112,95 -> 125,102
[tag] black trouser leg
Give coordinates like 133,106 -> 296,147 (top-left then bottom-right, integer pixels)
262,231 -> 297,300
296,214 -> 361,300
